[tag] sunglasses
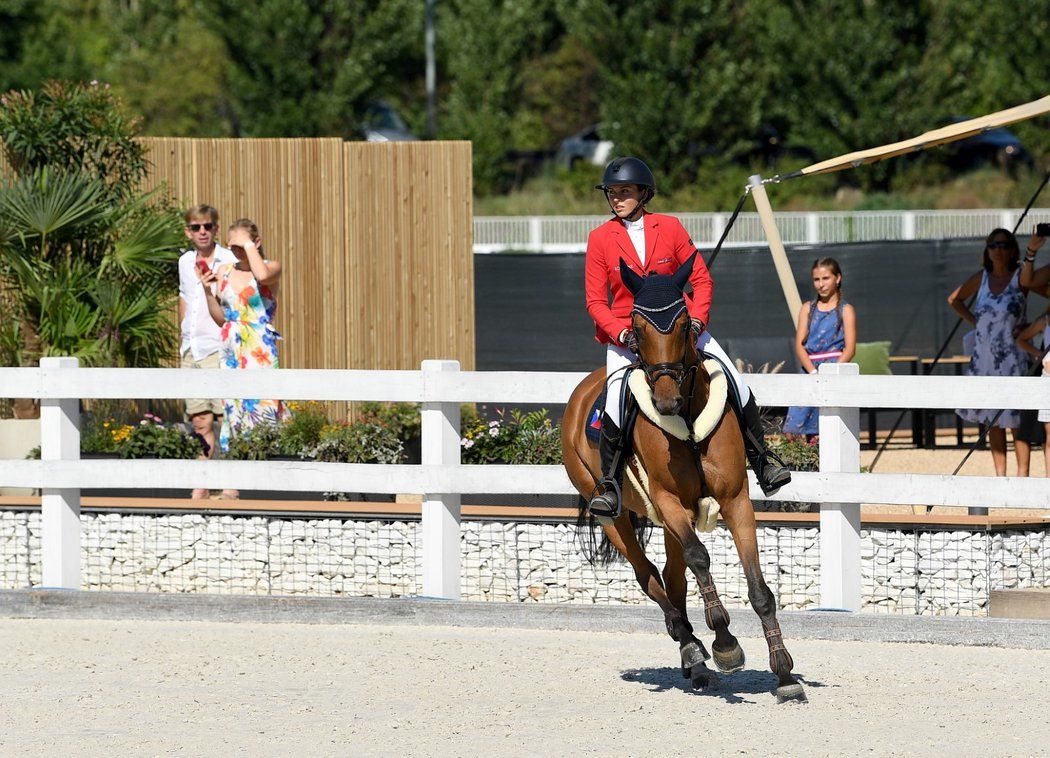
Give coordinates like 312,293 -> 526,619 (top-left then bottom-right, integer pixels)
987,240 -> 1013,250
186,223 -> 216,232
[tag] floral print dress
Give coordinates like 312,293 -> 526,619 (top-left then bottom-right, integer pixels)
956,270 -> 1030,429
216,263 -> 289,452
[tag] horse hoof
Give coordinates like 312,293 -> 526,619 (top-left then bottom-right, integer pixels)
712,643 -> 745,673
690,662 -> 714,690
775,683 -> 807,704
680,641 -> 710,671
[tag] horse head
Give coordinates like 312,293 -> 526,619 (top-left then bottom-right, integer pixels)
620,253 -> 699,416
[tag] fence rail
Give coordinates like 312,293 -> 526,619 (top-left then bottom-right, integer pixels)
473,208 -> 1050,254
2,358 -> 1049,609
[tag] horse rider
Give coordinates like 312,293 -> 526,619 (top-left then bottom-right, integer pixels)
584,156 -> 791,520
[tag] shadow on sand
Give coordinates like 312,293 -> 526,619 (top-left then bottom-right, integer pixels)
620,667 -> 828,705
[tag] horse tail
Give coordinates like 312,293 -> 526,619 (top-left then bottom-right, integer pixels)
575,496 -> 653,566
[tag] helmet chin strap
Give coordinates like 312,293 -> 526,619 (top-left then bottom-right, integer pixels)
604,190 -> 649,222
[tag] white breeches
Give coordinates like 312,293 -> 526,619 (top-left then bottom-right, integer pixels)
603,332 -> 751,426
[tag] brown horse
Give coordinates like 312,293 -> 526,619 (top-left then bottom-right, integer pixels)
561,257 -> 804,702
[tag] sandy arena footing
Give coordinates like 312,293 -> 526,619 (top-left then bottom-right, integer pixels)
1,592 -> 1049,755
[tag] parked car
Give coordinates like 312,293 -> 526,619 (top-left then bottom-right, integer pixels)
941,116 -> 1032,171
556,124 -> 614,169
361,101 -> 416,142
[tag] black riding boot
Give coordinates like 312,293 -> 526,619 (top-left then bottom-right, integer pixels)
588,417 -> 623,524
740,396 -> 792,497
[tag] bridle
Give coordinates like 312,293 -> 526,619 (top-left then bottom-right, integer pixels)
630,309 -> 699,391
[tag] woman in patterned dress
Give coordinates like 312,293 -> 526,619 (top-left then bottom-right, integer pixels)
199,218 -> 288,479
948,228 -> 1032,477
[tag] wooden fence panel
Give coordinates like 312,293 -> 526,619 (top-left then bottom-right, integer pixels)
139,138 -> 474,374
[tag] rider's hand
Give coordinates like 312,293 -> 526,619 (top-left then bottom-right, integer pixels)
689,318 -> 706,341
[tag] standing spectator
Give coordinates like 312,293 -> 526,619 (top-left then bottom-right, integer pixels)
200,218 -> 288,495
177,204 -> 236,499
783,258 -> 857,439
948,229 -> 1032,477
1015,305 -> 1050,476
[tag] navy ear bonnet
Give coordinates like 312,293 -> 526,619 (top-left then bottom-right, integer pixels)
631,274 -> 687,334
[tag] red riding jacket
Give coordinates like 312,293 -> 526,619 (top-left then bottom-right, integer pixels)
584,212 -> 713,346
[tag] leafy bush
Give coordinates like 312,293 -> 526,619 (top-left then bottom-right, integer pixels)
224,421 -> 285,461
277,401 -> 328,455
81,416 -> 127,454
766,433 -> 820,472
461,408 -> 562,465
357,402 -> 421,441
306,422 -> 404,464
119,414 -> 203,459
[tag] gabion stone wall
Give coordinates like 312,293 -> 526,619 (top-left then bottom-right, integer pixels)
1,509 -> 1047,617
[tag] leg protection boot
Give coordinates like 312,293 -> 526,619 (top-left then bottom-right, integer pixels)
587,417 -> 623,524
740,396 -> 792,497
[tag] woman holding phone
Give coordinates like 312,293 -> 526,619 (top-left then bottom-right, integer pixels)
1018,225 -> 1049,294
198,218 -> 288,468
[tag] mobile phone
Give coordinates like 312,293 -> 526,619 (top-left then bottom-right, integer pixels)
196,259 -> 210,275
1036,222 -> 1050,237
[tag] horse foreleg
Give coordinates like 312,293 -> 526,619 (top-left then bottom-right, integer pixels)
660,531 -> 714,686
721,493 -> 806,703
657,502 -> 743,674
604,517 -> 711,686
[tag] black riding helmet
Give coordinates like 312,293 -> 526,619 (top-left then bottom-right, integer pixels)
595,157 -> 656,213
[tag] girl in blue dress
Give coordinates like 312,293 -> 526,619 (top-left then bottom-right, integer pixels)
783,258 -> 857,438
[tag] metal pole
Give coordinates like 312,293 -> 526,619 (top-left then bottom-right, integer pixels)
749,174 -> 802,324
425,0 -> 437,140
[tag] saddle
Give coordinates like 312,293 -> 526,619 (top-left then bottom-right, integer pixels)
583,362 -> 728,531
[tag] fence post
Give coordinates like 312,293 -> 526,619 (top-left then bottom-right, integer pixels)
40,357 -> 81,589
902,211 -> 916,240
817,362 -> 861,611
711,213 -> 725,248
421,360 -> 462,599
528,216 -> 542,251
805,213 -> 820,244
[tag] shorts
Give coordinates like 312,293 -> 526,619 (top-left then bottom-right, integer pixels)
180,350 -> 224,418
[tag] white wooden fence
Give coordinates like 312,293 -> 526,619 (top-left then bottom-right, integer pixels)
473,208 -> 1050,253
3,358 -> 1049,610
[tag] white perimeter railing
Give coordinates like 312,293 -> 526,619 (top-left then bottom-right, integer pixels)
473,208 -> 1050,254
3,358 -> 1050,610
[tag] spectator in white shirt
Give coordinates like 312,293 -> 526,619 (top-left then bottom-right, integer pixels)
177,204 -> 237,499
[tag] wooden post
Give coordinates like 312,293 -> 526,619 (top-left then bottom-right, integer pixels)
749,174 -> 803,324
421,360 -> 462,599
818,362 -> 861,611
40,357 -> 80,589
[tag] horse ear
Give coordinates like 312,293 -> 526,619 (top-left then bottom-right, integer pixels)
620,258 -> 644,295
671,252 -> 697,291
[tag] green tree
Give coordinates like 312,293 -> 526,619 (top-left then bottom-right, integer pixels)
921,0 -> 1050,164
562,0 -> 777,190
0,82 -> 184,417
440,0 -> 556,193
757,0 -> 932,189
202,0 -> 423,137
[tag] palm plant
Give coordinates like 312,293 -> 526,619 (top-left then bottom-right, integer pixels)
1,81 -> 186,418
0,167 -> 182,416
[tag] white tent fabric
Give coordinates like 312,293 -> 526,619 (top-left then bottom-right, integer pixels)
797,95 -> 1050,176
